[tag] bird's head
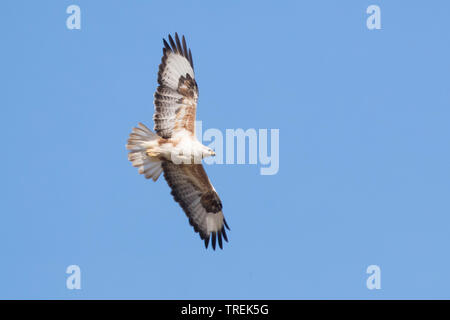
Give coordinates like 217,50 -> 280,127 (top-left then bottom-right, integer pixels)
202,146 -> 216,158
207,148 -> 216,157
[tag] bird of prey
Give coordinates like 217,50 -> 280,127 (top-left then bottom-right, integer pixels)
126,33 -> 229,250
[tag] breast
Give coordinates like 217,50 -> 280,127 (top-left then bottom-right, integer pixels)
159,134 -> 203,164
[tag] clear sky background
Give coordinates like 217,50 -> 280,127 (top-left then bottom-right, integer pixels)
1,1 -> 449,299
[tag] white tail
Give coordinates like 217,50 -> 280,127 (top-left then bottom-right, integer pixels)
126,123 -> 163,181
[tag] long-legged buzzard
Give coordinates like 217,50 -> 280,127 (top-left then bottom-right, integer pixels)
126,33 -> 229,250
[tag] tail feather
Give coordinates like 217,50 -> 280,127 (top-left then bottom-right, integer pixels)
126,123 -> 163,181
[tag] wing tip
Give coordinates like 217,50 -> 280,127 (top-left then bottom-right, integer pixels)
211,231 -> 217,250
204,236 -> 210,249
161,33 -> 194,68
224,218 -> 230,230
203,229 -> 227,250
221,225 -> 229,243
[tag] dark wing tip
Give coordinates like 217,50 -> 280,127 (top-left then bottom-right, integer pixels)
162,33 -> 194,68
168,34 -> 177,53
204,229 -> 227,250
163,38 -> 171,51
175,33 -> 183,54
204,235 -> 210,249
182,35 -> 188,58
221,226 -> 229,243
188,48 -> 194,68
211,231 -> 217,250
218,230 -> 223,249
223,218 -> 230,230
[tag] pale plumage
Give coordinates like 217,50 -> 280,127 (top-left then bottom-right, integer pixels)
126,33 -> 229,250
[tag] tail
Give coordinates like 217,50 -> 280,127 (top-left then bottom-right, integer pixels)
126,123 -> 163,181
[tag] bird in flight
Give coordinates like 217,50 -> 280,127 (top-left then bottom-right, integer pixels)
126,33 -> 229,250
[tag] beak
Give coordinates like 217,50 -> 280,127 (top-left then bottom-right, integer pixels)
211,151 -> 216,156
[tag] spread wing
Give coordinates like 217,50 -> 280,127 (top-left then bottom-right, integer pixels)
154,33 -> 198,138
162,161 -> 230,250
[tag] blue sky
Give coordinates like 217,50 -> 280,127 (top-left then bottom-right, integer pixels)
1,0 -> 449,299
